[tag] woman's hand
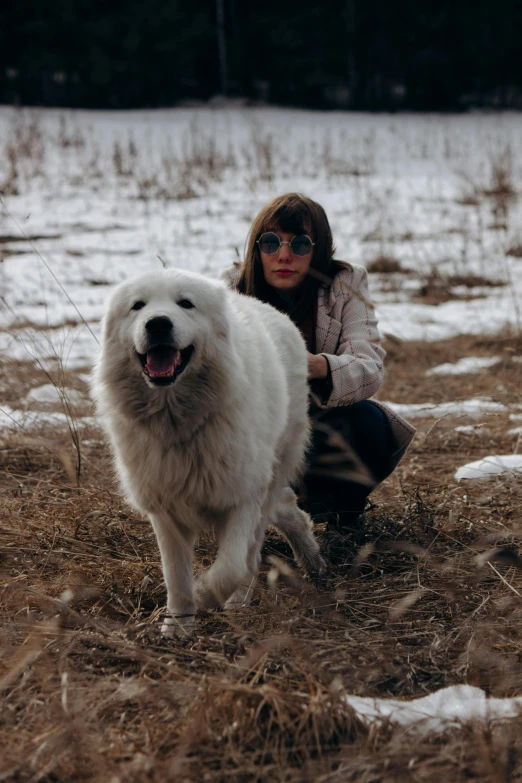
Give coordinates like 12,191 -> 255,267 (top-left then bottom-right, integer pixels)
307,352 -> 328,380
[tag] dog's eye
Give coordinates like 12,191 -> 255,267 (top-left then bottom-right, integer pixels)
178,299 -> 195,309
132,301 -> 145,311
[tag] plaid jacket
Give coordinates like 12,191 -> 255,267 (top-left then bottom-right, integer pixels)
221,263 -> 415,466
312,264 -> 415,465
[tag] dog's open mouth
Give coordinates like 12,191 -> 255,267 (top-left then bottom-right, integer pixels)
138,345 -> 194,386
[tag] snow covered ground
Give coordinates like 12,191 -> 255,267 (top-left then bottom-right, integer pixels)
345,684 -> 522,732
1,106 -> 522,444
1,106 -> 522,371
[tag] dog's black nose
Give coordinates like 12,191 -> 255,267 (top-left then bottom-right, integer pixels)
145,316 -> 173,336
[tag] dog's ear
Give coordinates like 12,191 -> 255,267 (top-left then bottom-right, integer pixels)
209,282 -> 231,341
101,286 -> 128,344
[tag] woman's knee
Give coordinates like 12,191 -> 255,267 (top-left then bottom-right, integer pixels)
310,400 -> 395,482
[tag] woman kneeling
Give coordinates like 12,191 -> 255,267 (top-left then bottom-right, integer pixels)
223,193 -> 415,530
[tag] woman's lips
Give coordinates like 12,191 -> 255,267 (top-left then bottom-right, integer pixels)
274,270 -> 294,277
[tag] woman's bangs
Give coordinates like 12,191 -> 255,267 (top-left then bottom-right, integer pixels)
262,204 -> 313,238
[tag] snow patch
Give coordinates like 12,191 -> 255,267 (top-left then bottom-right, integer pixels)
426,356 -> 500,376
344,684 -> 522,732
455,454 -> 522,480
0,405 -> 98,433
26,384 -> 85,407
454,424 -> 489,434
383,398 -> 512,419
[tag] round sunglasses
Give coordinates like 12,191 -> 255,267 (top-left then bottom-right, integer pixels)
257,232 -> 316,257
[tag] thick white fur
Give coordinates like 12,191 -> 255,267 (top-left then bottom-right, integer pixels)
92,268 -> 325,634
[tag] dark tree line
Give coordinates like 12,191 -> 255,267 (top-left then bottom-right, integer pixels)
1,0 -> 521,110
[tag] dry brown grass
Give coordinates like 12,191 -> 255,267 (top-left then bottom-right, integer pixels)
412,269 -> 506,306
366,256 -> 410,275
507,243 -> 522,259
3,333 -> 522,781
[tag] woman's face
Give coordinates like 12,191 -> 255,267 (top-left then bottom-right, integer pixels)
259,228 -> 314,291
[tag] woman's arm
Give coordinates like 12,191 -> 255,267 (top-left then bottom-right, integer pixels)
307,352 -> 328,379
310,265 -> 385,408
220,262 -> 242,289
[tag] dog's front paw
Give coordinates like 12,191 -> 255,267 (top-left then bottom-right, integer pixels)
314,553 -> 328,576
301,551 -> 328,579
224,580 -> 256,609
194,573 -> 222,611
301,553 -> 330,590
161,613 -> 196,638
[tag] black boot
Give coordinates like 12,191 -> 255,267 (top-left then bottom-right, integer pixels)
324,506 -> 367,533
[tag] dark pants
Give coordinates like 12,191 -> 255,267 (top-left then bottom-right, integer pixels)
301,401 -> 396,528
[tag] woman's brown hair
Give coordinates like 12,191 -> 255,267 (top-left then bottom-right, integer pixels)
236,193 -> 350,324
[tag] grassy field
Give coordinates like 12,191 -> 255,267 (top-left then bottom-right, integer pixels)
2,328 -> 522,782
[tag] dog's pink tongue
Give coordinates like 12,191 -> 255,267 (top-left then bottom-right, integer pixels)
145,346 -> 179,376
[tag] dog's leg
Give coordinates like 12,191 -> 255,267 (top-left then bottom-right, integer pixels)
149,513 -> 197,637
270,486 -> 327,577
194,500 -> 265,611
223,519 -> 265,609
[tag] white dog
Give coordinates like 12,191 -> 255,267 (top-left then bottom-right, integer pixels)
92,268 -> 325,635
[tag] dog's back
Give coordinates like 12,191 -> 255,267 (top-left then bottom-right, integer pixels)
228,290 -> 311,484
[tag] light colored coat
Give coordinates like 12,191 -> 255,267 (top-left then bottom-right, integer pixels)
221,263 -> 416,468
312,264 -> 415,467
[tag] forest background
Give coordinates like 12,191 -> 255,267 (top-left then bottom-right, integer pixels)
1,0 -> 522,111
